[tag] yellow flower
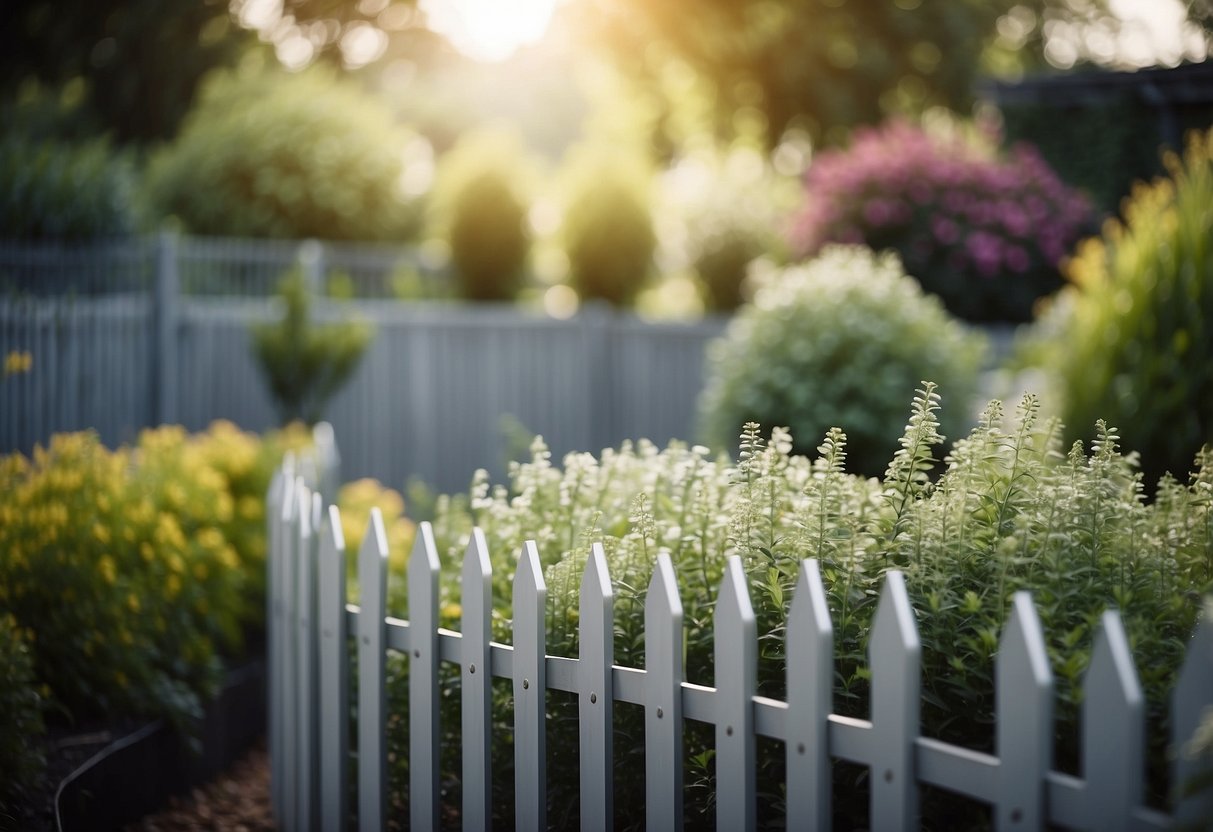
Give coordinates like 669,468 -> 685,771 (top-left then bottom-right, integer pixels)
441,602 -> 462,619
99,555 -> 117,584
127,593 -> 141,613
93,523 -> 111,544
166,574 -> 181,598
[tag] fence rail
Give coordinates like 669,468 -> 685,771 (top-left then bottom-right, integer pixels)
1,233 -> 724,492
268,460 -> 1213,831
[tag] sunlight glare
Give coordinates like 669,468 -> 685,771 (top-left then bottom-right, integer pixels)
418,0 -> 560,62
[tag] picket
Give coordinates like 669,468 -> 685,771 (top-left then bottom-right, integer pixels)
461,529 -> 494,830
407,522 -> 441,832
263,464 -> 1213,832
317,506 -> 348,832
1173,606 -> 1213,825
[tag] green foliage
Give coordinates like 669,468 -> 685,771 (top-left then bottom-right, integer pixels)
429,127 -> 533,301
0,422 -> 296,731
0,135 -> 137,240
251,272 -> 374,426
0,614 -> 45,814
698,246 -> 985,476
561,145 -> 657,306
143,66 -> 423,242
400,392 -> 1210,827
1031,128 -> 1213,489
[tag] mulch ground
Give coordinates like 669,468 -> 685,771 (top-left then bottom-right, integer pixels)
123,741 -> 274,832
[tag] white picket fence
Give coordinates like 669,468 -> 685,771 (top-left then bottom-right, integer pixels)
267,459 -> 1213,831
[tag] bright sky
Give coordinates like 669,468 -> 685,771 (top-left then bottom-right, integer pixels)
417,0 -> 561,62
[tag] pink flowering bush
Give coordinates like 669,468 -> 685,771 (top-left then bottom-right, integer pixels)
789,120 -> 1093,322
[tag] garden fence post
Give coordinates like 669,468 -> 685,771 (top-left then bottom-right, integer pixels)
312,421 -> 341,505
644,551 -> 683,832
357,509 -> 389,832
152,230 -> 178,426
513,541 -> 547,830
579,543 -> 615,832
318,505 -> 349,832
281,476 -> 303,832
1173,605 -> 1213,825
714,556 -> 756,832
786,559 -> 832,832
1082,611 -> 1145,831
295,487 -> 320,832
408,522 -> 441,832
995,592 -> 1052,830
461,528 -> 494,831
868,571 -> 920,831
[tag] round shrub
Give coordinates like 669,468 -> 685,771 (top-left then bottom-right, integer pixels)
143,67 -> 423,242
561,145 -> 656,306
0,136 -> 137,240
788,120 -> 1093,322
698,245 -> 985,475
1037,127 -> 1213,488
429,127 -> 533,301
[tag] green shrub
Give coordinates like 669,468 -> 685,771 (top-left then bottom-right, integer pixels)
1030,128 -> 1213,489
429,127 -> 534,301
0,614 -> 45,814
0,136 -> 137,240
561,145 -> 656,306
143,67 -> 422,242
392,390 -> 1210,827
251,272 -> 374,426
0,423 -> 295,730
698,246 -> 985,476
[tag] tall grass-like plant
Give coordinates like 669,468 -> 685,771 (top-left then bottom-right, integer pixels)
1028,127 -> 1213,489
380,388 -> 1210,828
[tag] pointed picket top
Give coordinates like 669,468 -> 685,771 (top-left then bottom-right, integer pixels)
1081,609 -> 1144,831
580,542 -> 615,832
645,551 -> 684,832
868,570 -> 920,832
1172,601 -> 1213,826
317,504 -> 349,832
513,540 -> 547,831
407,521 -> 441,832
786,559 -> 833,832
715,555 -> 756,832
356,507 -> 389,832
461,528 -> 493,831
312,421 -> 341,501
994,591 -> 1052,831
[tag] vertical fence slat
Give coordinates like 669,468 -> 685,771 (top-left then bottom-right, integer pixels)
408,522 -> 441,832
869,570 -> 920,831
296,486 -> 319,832
1173,604 -> 1213,825
785,559 -> 832,832
266,460 -> 290,824
644,551 -> 684,832
580,542 -> 615,832
513,541 -> 547,830
995,592 -> 1052,831
462,528 -> 494,831
715,555 -> 756,832
280,476 -> 302,832
357,508 -> 389,832
1082,610 -> 1144,831
318,505 -> 349,832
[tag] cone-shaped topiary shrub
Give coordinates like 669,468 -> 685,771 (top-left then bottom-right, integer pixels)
1030,127 -> 1213,489
698,245 -> 985,475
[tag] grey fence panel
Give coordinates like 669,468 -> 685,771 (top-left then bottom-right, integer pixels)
995,592 -> 1052,830
407,522 -> 441,832
715,556 -> 757,832
356,509 -> 389,832
869,571 -> 920,831
1173,606 -> 1213,825
461,529 -> 493,830
512,541 -> 547,830
644,552 -> 684,832
318,506 -> 349,832
785,559 -> 833,832
579,544 -> 615,832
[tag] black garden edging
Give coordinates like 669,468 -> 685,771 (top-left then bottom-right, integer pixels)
54,659 -> 266,832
